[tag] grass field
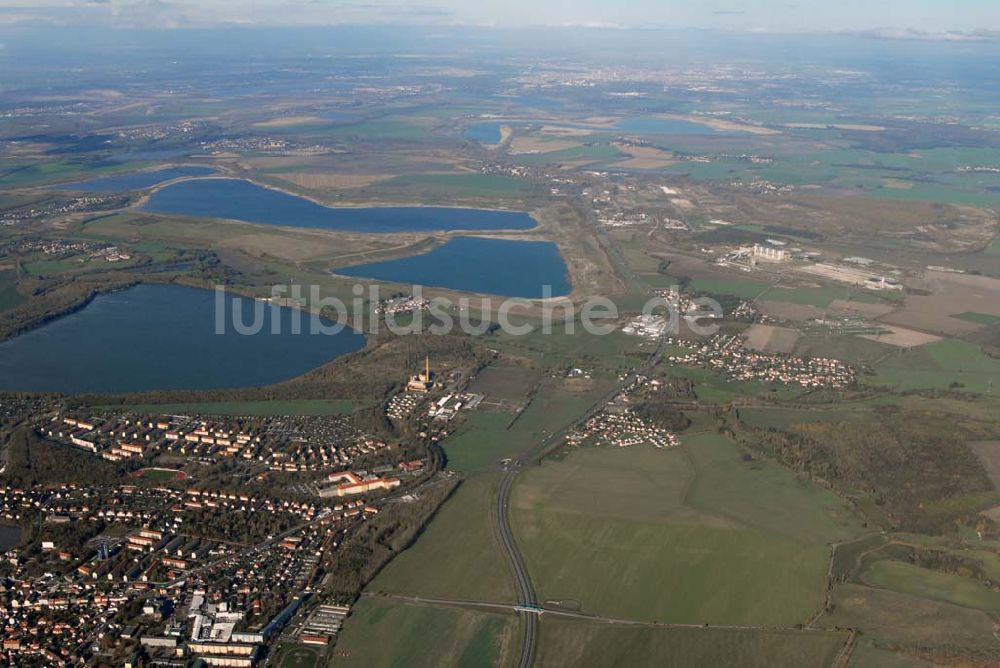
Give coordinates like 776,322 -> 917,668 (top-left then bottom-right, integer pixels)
108,399 -> 354,416
276,643 -> 323,668
515,144 -> 623,165
368,474 -> 515,602
860,560 -> 1000,611
738,406 -> 876,430
793,334 -> 896,365
374,173 -> 533,197
821,583 -> 1000,652
331,597 -> 515,668
442,412 -> 525,471
953,311 -> 1000,325
535,618 -> 848,668
486,327 -> 647,373
443,381 -> 611,471
690,278 -> 881,308
849,641 -> 933,668
468,364 -> 538,400
511,434 -> 864,625
0,277 -> 24,312
872,338 -> 1000,394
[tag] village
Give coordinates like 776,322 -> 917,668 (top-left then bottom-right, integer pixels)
666,334 -> 857,388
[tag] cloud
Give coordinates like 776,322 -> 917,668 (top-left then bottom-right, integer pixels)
848,27 -> 1000,42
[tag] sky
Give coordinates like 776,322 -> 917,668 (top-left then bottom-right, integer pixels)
0,0 -> 997,36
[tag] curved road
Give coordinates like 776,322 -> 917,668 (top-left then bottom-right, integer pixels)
495,194 -> 674,667
495,329 -> 673,668
497,467 -> 538,668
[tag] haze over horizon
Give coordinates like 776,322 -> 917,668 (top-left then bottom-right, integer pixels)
0,0 -> 997,37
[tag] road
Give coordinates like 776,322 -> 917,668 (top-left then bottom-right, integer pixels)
496,466 -> 538,668
495,325 -> 674,668
492,197 -> 675,666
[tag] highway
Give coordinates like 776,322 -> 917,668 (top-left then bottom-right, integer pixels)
494,197 -> 676,667
496,466 -> 538,668
494,325 -> 674,668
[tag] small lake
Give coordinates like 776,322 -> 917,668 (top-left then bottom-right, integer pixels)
0,525 -> 19,552
49,166 -> 216,192
332,236 -> 571,298
464,122 -> 503,144
141,178 -> 537,233
615,117 -> 743,135
0,284 -> 364,394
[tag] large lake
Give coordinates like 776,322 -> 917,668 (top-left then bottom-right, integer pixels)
464,122 -> 503,144
50,166 -> 216,192
0,284 -> 364,394
141,178 -> 537,233
332,236 -> 571,298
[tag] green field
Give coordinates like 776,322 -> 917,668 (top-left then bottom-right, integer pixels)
860,560 -> 1000,611
536,619 -> 848,668
515,144 -> 623,165
108,399 -> 354,416
376,173 -> 533,197
738,406 -> 876,430
442,412 -> 525,471
369,474 -> 514,602
872,339 -> 1000,394
793,334 -> 896,365
689,278 -> 881,308
511,434 -> 864,625
0,278 -> 24,312
332,597 -> 514,668
849,641 -> 934,668
316,120 -> 430,141
953,312 -> 1000,326
821,583 -> 1000,651
486,327 -> 647,373
443,381 -> 610,471
275,643 -> 323,668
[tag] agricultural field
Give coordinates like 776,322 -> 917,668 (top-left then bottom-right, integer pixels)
467,364 -> 539,401
485,327 -> 648,374
0,275 -> 24,312
510,433 -> 865,625
819,584 -> 1000,654
368,474 -> 515,603
859,560 -> 1000,611
737,406 -> 877,431
535,619 -> 848,668
331,597 -> 516,668
870,338 -> 1000,394
442,381 -> 612,471
689,277 -> 882,308
370,173 -> 534,198
442,412 -> 527,472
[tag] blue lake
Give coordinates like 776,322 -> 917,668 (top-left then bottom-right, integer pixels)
615,117 -> 743,135
141,178 -> 537,233
332,236 -> 571,298
50,166 -> 216,192
464,122 -> 503,144
0,284 -> 364,394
